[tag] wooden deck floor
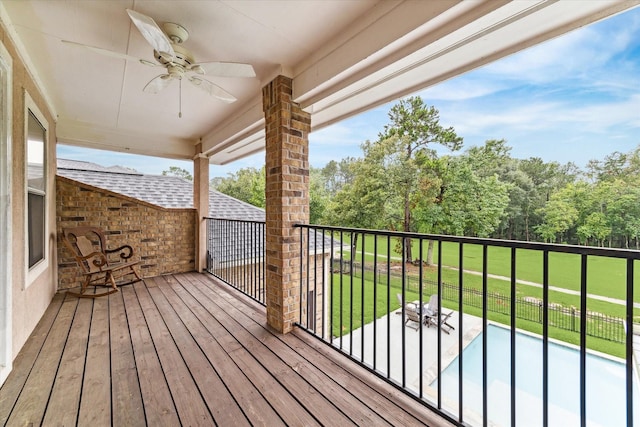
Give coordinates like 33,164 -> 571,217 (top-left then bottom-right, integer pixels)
0,272 -> 453,426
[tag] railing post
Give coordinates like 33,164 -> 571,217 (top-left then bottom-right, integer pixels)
193,143 -> 209,272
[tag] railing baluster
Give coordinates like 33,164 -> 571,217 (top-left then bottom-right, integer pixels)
340,230 -> 344,350
510,247 -> 517,427
373,234 -> 378,371
437,240 -> 442,409
401,236 -> 407,388
580,254 -> 587,427
313,227 -> 317,334
543,251 -> 549,427
458,242 -> 464,423
361,231 -> 366,362
482,244 -> 488,427
307,227 -> 311,330
350,231 -> 355,357
387,234 -> 391,379
299,226 -> 303,327
627,258 -> 634,427
329,229 -> 334,343
321,227 -> 326,339
419,238 -> 424,400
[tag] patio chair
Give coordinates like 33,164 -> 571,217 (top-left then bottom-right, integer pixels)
396,294 -> 423,331
62,226 -> 142,298
424,294 -> 455,334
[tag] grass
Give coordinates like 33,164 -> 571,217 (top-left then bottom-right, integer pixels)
336,234 -> 640,302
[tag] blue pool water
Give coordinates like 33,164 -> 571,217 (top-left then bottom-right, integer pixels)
433,324 -> 639,426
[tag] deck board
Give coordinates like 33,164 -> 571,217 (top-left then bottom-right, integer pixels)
6,297 -> 77,427
0,292 -> 64,425
109,287 -> 145,427
0,272 -> 454,427
78,297 -> 111,425
146,275 -> 250,426
157,275 -> 286,426
41,297 -> 92,427
133,280 -> 216,426
121,285 -> 180,427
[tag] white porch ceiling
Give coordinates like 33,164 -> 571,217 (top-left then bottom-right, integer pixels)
1,0 -> 638,165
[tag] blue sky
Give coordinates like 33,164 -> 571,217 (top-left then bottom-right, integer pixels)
58,7 -> 640,178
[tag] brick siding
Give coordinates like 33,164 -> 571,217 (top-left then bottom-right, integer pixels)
56,176 -> 196,289
263,75 -> 311,333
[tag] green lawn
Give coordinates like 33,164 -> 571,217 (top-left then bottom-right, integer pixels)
335,233 -> 640,302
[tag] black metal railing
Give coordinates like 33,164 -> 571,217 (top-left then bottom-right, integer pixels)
331,260 -> 626,343
295,224 -> 640,427
205,218 -> 265,305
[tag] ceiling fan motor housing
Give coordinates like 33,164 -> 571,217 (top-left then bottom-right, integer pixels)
155,43 -> 195,66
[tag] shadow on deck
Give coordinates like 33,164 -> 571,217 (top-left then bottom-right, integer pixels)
0,272 -> 453,426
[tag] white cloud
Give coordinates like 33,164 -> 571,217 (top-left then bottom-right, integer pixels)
419,78 -> 509,101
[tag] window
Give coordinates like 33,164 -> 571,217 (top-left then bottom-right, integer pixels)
25,93 -> 48,278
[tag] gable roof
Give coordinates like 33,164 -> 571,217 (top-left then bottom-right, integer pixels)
57,159 -> 265,221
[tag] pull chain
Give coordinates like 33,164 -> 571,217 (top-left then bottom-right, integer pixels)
178,78 -> 183,118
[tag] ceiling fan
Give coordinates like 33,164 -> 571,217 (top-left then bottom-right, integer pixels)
63,9 -> 255,113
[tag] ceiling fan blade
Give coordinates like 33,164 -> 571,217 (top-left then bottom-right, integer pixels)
126,9 -> 175,58
188,76 -> 237,103
194,61 -> 256,78
61,40 -> 157,66
143,74 -> 173,94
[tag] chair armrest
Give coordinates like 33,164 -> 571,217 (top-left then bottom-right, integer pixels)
105,244 -> 134,260
76,251 -> 108,268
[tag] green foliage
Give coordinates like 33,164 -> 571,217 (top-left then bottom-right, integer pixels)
326,97 -> 464,262
162,166 -> 192,181
211,166 -> 266,208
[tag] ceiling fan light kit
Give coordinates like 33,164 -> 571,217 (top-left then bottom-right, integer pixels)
63,8 -> 256,116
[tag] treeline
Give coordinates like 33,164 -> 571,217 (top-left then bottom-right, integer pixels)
207,96 -> 640,250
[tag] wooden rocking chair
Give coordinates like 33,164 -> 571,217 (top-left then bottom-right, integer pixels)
62,226 -> 142,298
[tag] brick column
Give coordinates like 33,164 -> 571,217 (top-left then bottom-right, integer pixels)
263,76 -> 310,333
194,143 -> 209,272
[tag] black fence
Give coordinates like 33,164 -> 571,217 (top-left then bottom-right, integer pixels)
332,259 -> 626,343
204,218 -> 265,305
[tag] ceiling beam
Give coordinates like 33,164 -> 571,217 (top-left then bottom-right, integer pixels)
57,119 -> 195,160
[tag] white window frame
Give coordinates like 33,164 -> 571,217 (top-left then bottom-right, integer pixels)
24,91 -> 49,286
0,39 -> 13,385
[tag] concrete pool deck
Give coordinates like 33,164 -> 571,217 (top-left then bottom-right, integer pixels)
332,307 -> 483,396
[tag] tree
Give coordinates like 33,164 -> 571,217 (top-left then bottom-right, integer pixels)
320,158 -> 357,194
211,165 -> 332,222
162,166 -> 192,181
309,167 -> 331,224
577,212 -> 609,246
376,97 -> 463,262
535,186 -> 579,243
211,167 -> 266,208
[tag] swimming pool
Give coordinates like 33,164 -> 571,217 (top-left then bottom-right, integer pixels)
432,324 -> 640,426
